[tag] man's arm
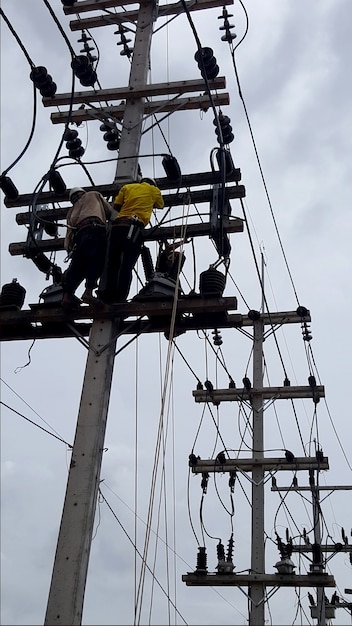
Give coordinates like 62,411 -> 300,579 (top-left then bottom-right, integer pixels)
153,187 -> 164,209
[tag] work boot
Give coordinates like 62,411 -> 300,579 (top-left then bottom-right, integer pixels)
82,288 -> 104,309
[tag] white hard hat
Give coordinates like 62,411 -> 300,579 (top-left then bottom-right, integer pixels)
141,177 -> 156,186
69,187 -> 85,201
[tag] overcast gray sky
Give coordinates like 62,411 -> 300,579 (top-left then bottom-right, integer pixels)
1,1 -> 352,625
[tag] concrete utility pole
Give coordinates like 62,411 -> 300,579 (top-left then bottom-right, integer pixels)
44,3 -> 156,624
249,316 -> 265,625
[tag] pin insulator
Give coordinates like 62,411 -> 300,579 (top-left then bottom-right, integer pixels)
43,217 -> 58,237
0,175 -> 19,200
242,376 -> 251,390
218,8 -> 237,42
248,309 -> 261,321
140,245 -> 154,281
48,169 -> 66,195
212,328 -> 223,346
215,148 -> 235,179
196,546 -> 208,573
188,453 -> 199,467
216,451 -> 226,465
217,541 -> 225,561
0,278 -> 26,309
204,380 -> 213,393
199,268 -> 225,296
308,375 -> 316,388
162,154 -> 182,182
296,305 -> 308,318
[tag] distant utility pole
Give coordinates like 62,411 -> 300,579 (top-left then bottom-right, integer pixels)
44,3 -> 156,623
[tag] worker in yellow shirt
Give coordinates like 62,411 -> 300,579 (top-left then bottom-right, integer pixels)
99,178 -> 164,303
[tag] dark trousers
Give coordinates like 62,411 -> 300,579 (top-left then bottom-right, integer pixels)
99,222 -> 144,303
62,224 -> 107,296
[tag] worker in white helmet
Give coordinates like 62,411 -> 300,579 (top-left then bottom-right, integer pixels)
99,177 -> 164,303
61,187 -> 112,310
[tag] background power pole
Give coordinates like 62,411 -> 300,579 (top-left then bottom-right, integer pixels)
44,2 -> 156,624
249,317 -> 265,625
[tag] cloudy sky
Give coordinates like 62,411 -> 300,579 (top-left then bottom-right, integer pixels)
1,1 -> 352,624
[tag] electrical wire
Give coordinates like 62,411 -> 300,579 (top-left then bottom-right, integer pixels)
0,8 -> 39,175
1,401 -> 72,448
99,489 -> 189,626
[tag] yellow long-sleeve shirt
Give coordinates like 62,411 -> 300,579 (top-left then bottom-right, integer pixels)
113,181 -> 164,226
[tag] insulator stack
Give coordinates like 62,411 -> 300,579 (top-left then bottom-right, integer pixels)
162,155 -> 182,182
100,122 -> 120,151
199,268 -> 226,296
218,7 -> 237,42
77,31 -> 97,63
196,546 -> 208,574
301,320 -> 312,341
217,541 -> 225,561
114,25 -> 133,58
140,245 -> 154,281
212,328 -> 223,346
226,534 -> 234,562
71,55 -> 97,87
213,111 -> 234,145
0,278 -> 26,309
64,128 -> 85,159
30,66 -> 57,97
194,47 -> 219,80
48,169 -> 66,195
228,379 -> 236,388
0,175 -> 19,200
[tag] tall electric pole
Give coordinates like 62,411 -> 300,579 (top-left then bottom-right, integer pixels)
44,3 -> 156,623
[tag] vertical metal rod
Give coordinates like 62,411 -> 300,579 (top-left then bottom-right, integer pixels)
249,317 -> 265,625
44,3 -> 156,624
